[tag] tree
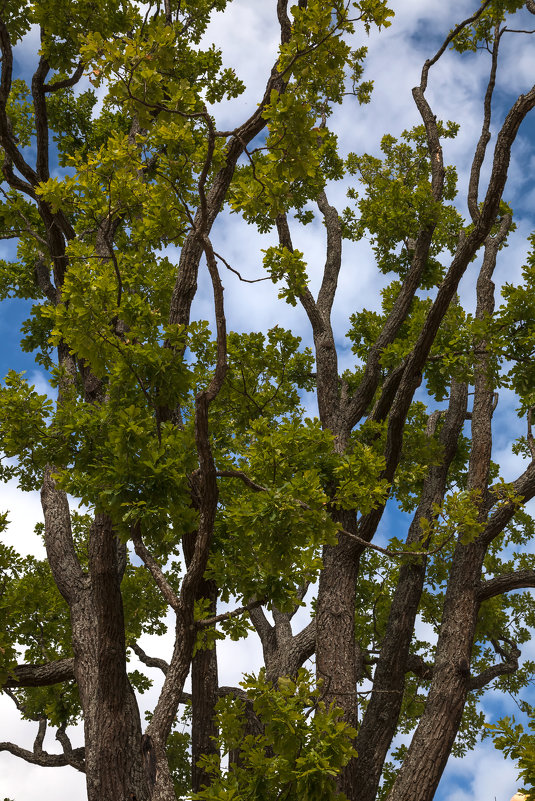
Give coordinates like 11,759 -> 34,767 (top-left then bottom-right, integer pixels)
1,1 -> 535,799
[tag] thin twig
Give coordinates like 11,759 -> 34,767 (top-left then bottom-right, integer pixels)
196,598 -> 264,628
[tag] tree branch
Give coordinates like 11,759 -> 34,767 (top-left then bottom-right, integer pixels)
43,61 -> 84,92
0,738 -> 85,771
467,23 -> 502,221
129,641 -> 169,675
478,569 -> 535,601
31,52 -> 51,181
3,658 -> 75,688
131,523 -> 180,611
41,466 -> 85,604
468,638 -> 521,690
197,598 -> 264,628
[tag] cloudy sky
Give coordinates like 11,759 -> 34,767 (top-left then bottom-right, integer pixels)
2,1 -> 535,799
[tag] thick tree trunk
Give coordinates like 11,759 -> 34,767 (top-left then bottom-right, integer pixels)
82,514 -> 149,801
316,510 -> 360,798
41,474 -> 150,801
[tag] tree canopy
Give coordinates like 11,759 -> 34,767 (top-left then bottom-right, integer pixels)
2,1 -> 535,800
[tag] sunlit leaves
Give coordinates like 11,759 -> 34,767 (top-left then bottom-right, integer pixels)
486,714 -> 535,801
345,122 -> 462,284
451,0 -> 527,52
262,245 -> 309,305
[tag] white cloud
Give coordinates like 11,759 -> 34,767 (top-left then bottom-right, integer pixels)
0,477 -> 45,559
437,739 -> 520,801
0,699 -> 86,801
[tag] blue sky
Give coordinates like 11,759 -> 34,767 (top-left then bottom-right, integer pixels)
2,2 -> 535,800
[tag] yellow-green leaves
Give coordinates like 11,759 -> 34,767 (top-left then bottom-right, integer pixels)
353,0 -> 395,33
345,123 -> 462,285
0,372 -> 55,490
262,246 -> 309,306
486,714 -> 535,801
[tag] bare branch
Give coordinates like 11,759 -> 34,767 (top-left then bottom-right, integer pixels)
468,23 -> 502,221
480,460 -> 535,546
3,658 -> 75,688
468,639 -> 521,690
478,569 -> 535,601
129,641 -> 169,675
0,716 -> 85,772
197,598 -> 264,628
31,53 -> 51,181
316,191 -> 343,319
420,1 -> 493,92
131,523 -> 180,611
41,466 -> 85,604
214,249 -> 269,284
43,61 -> 84,93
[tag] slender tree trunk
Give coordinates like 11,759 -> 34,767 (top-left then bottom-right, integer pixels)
386,540 -> 485,801
352,382 -> 467,801
191,579 -> 219,793
182,526 -> 220,793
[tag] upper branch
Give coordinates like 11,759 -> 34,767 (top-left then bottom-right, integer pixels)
480,460 -> 535,546
131,523 -> 180,611
467,23 -> 502,221
316,191 -> 343,321
279,207 -> 342,432
130,641 -> 169,675
43,61 -> 84,93
419,1 -> 493,92
168,3 -> 293,330
31,51 -> 51,181
0,18 -> 38,187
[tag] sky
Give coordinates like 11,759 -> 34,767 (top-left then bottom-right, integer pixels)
2,1 -> 535,800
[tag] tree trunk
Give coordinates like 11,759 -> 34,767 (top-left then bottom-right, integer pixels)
316,510 -> 360,798
386,540 -> 485,801
82,514 -> 149,801
182,525 -> 220,794
352,382 -> 467,801
191,579 -> 219,793
41,473 -> 150,801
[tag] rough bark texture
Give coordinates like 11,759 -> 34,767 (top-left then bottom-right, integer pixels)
352,381 -> 468,801
386,540 -> 486,801
41,474 -> 149,801
183,524 -> 220,794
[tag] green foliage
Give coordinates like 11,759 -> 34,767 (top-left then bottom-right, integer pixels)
262,246 -> 309,305
193,669 -> 357,801
451,1 -> 527,52
345,123 -> 462,284
486,713 -> 535,801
